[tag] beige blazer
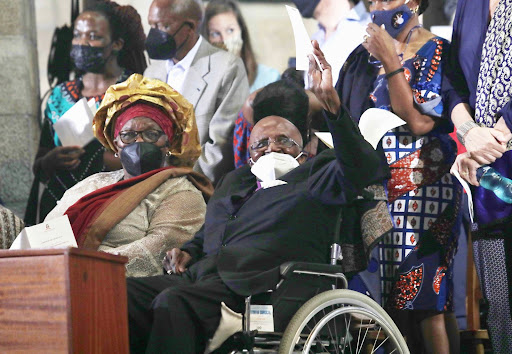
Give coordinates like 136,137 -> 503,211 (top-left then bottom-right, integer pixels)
144,38 -> 249,184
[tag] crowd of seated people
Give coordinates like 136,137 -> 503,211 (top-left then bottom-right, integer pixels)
3,0 -> 512,353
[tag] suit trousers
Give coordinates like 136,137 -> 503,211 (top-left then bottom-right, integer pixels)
127,270 -> 244,353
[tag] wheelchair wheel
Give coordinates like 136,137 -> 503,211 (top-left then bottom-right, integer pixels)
279,289 -> 409,354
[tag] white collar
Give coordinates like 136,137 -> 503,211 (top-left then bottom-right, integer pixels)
346,2 -> 368,21
166,36 -> 203,72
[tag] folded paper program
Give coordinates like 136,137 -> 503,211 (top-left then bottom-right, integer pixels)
10,215 -> 78,250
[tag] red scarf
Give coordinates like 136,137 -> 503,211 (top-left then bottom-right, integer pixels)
65,167 -> 213,248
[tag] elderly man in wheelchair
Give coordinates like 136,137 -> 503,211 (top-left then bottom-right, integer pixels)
127,67 -> 408,352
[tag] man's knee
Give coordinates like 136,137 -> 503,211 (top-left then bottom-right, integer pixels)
151,285 -> 187,312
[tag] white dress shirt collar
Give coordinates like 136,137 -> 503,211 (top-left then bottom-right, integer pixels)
165,36 -> 203,93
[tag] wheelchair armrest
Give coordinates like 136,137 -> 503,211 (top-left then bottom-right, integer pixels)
279,262 -> 344,279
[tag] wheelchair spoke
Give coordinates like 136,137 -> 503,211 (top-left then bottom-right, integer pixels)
342,311 -> 353,354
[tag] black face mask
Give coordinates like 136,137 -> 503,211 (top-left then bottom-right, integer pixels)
145,23 -> 189,60
291,0 -> 321,18
70,44 -> 110,73
120,142 -> 164,177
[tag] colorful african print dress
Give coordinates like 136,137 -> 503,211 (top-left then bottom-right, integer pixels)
369,37 -> 463,312
25,72 -> 130,225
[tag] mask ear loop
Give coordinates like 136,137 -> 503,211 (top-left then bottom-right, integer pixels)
295,151 -> 306,161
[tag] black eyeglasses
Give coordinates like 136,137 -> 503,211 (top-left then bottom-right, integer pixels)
118,130 -> 166,144
250,136 -> 301,151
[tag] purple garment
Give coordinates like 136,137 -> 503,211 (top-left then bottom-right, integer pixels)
442,0 -> 512,232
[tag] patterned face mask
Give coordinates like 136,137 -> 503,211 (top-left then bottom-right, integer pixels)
371,4 -> 414,39
70,44 -> 110,73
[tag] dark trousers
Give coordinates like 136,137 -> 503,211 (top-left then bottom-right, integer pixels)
127,271 -> 244,354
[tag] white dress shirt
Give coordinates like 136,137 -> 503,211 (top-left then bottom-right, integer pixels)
311,2 -> 371,86
165,36 -> 203,93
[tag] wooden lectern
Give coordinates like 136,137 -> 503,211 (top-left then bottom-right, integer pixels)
0,248 -> 129,353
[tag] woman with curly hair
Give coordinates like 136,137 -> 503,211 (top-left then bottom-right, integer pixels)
25,1 -> 147,225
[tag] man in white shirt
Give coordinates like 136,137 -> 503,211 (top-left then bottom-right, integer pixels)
144,0 -> 249,184
293,0 -> 370,87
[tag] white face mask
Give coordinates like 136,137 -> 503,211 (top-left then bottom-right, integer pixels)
250,152 -> 304,182
223,33 -> 243,57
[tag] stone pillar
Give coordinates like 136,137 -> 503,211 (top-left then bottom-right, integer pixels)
0,0 -> 40,216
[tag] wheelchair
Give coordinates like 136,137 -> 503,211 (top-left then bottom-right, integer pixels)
211,242 -> 409,354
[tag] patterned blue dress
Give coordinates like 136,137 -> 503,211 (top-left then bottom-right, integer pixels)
355,38 -> 463,317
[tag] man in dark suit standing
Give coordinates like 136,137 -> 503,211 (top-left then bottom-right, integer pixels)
144,0 -> 249,184
127,73 -> 391,352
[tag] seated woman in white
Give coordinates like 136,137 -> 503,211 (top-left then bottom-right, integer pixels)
45,74 -> 213,277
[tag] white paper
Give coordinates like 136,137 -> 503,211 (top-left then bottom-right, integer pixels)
315,132 -> 334,149
53,97 -> 95,147
87,98 -> 98,116
451,170 -> 474,223
10,215 -> 78,250
250,305 -> 274,332
285,5 -> 323,72
358,108 -> 407,149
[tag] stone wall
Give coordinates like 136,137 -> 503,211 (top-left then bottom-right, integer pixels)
0,0 -> 40,216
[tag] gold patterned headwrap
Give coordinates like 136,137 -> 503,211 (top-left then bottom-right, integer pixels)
93,73 -> 201,167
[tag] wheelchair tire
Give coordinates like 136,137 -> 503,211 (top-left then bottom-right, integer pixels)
279,289 -> 409,354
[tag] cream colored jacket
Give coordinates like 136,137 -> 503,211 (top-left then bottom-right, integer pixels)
46,170 -> 206,277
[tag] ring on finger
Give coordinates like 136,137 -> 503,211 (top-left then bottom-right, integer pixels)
166,269 -> 173,275
363,35 -> 369,43
461,171 -> 469,175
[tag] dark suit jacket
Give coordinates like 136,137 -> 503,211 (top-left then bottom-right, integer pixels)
182,112 -> 389,296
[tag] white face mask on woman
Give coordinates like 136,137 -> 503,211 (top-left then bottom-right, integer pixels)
250,152 -> 304,182
223,33 -> 243,57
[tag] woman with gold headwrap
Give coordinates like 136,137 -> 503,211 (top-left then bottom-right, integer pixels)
45,74 -> 213,277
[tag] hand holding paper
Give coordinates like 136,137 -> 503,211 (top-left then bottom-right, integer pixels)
53,97 -> 96,147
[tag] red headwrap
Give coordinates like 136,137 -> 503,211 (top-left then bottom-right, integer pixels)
114,102 -> 174,141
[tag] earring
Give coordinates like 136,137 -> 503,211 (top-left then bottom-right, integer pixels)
411,6 -> 419,14
114,152 -> 119,158
166,150 -> 172,157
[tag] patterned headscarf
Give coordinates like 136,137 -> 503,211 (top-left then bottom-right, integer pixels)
93,73 -> 201,167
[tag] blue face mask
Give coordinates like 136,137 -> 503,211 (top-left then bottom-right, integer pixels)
371,4 -> 414,39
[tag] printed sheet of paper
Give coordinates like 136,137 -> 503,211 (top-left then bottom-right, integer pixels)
10,215 -> 78,250
285,5 -> 323,71
250,305 -> 274,332
358,108 -> 407,149
53,97 -> 95,147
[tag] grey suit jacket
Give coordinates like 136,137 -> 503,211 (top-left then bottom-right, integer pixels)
144,38 -> 249,184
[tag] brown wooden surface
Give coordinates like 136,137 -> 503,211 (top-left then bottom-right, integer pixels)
0,248 -> 128,353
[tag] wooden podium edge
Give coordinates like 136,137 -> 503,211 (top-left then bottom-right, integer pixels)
0,247 -> 128,264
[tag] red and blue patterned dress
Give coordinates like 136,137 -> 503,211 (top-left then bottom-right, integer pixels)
365,37 -> 463,313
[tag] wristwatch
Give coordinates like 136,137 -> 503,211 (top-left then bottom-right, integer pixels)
456,121 -> 480,146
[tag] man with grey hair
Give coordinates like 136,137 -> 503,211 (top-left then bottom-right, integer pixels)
144,0 -> 249,184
